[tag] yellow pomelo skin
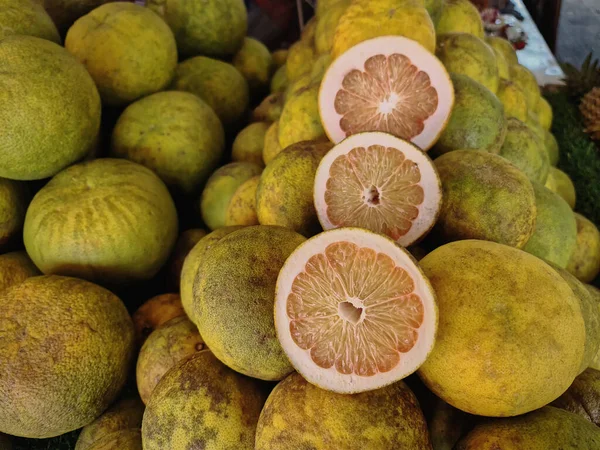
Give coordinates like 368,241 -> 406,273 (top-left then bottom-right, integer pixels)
24,159 -> 179,286
272,49 -> 288,68
86,429 -> 142,450
0,0 -> 60,43
224,176 -> 260,227
0,36 -> 101,180
255,373 -> 432,450
179,227 -> 243,322
535,96 -> 553,130
510,64 -> 541,110
0,252 -> 39,293
491,45 -> 510,80
567,213 -> 600,283
419,241 -> 586,417
436,33 -> 500,94
142,351 -> 267,450
193,226 -> 306,380
171,56 -> 249,127
200,162 -> 262,230
146,0 -> 247,58
300,17 -> 317,45
522,182 -> 577,268
436,0 -> 484,38
132,293 -> 184,346
433,150 -> 536,248
496,79 -> 528,122
455,407 -> 600,449
65,3 -> 177,106
552,368 -> 600,425
75,397 -> 144,450
286,39 -> 315,81
232,122 -> 270,167
544,130 -> 560,166
0,276 -> 135,438
486,36 -> 518,66
270,65 -> 288,93
233,37 -> 274,93
257,140 -> 333,237
167,229 -> 207,290
278,84 -> 325,148
546,167 -> 574,208
0,178 -> 28,251
252,93 -> 283,123
262,121 -> 283,165
332,0 -> 436,59
314,0 -> 351,55
111,91 -> 225,194
136,316 -> 205,405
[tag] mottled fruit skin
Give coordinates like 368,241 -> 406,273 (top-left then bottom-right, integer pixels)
65,3 -> 177,106
279,84 -> 325,148
252,93 -> 283,123
262,121 -> 283,165
0,178 -> 28,251
418,240 -> 585,417
192,226 -> 306,380
544,130 -> 560,166
111,91 -> 224,194
23,159 -> 179,286
546,167 -> 574,208
87,429 -> 142,450
455,406 -> 600,449
257,140 -> 333,237
436,0 -> 484,38
43,0 -> 112,36
270,65 -> 288,93
553,368 -> 600,426
535,96 -> 553,130
0,36 -> 100,180
232,122 -> 270,167
147,0 -> 247,58
0,252 -> 40,293
132,293 -> 185,346
314,0 -> 351,55
286,39 -> 315,81
522,182 -> 577,268
509,64 -> 541,111
0,276 -> 135,438
492,46 -> 510,80
75,397 -> 144,450
567,213 -> 600,283
233,37 -> 273,94
0,0 -> 60,43
171,56 -> 249,127
136,316 -> 205,405
224,176 -> 260,227
141,351 -> 267,450
486,36 -> 518,66
434,74 -> 507,155
434,150 -> 536,248
256,373 -> 432,450
496,79 -> 528,122
167,229 -> 207,290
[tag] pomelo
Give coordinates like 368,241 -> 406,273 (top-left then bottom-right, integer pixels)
86,429 -> 142,450
279,83 -> 325,148
146,0 -> 247,58
272,49 -> 288,68
255,372 -> 432,449
24,159 -> 178,285
0,36 -> 100,180
200,162 -> 262,230
42,0 -> 111,36
522,182 -> 577,268
167,229 -> 207,290
567,213 -> 600,283
275,227 -> 438,393
436,33 -> 500,93
423,0 -> 444,24
232,122 -> 270,167
0,276 -> 134,438
510,64 -> 541,110
263,121 -> 283,165
486,36 -> 518,66
536,96 -> 553,130
552,368 -> 600,426
256,139 -> 333,237
314,132 -> 442,247
320,36 -> 454,150
314,0 -> 351,55
65,3 -> 177,106
492,46 -> 510,81
496,79 -> 528,122
300,17 -> 317,45
132,294 -> 185,346
435,0 -> 484,38
224,176 -> 260,227
0,178 -> 28,251
252,93 -> 283,123
111,91 -> 225,194
270,65 -> 288,93
286,39 -> 315,81
0,252 -> 39,293
233,37 -> 273,94
546,167 -> 575,208
544,130 -> 560,166
141,351 -> 266,450
418,240 -> 585,416
0,0 -> 60,43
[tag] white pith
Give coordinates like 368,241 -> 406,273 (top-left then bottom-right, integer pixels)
275,228 -> 438,394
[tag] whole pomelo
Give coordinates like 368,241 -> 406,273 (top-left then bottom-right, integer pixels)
42,0 -> 111,36
272,49 -> 288,68
314,0 -> 351,55
0,251 -> 40,293
171,56 -> 249,127
553,368 -> 600,426
136,316 -> 205,405
65,3 -> 177,106
147,0 -> 246,58
255,372 -> 432,450
132,293 -> 185,346
278,84 -> 325,148
418,240 -> 585,417
233,37 -> 273,94
499,117 -> 549,183
23,159 -> 178,285
433,150 -> 536,248
0,0 -> 60,43
224,176 -> 260,227
271,65 -> 288,93
510,64 -> 541,110
75,396 -> 144,450
0,36 -> 100,180
535,96 -> 553,130
433,74 -> 506,155
486,36 -> 518,66
490,45 -> 509,80
263,121 -> 283,165
87,429 -> 142,450
111,91 -> 225,194
456,406 -> 600,449
285,39 -> 315,81
436,0 -> 484,38
423,0 -> 444,24
496,79 -> 528,122
192,226 -> 306,380
167,229 -> 207,290
257,140 -> 334,237
544,130 -> 560,166
0,275 -> 135,438
522,182 -> 577,268
200,162 -> 262,230
141,350 -> 267,450
332,0 -> 436,59
0,178 -> 28,251
232,122 -> 270,167
252,93 -> 284,123
545,167 -> 575,207
567,213 -> 600,283
436,33 -> 500,93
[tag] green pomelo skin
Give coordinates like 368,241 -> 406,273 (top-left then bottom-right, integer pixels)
233,37 -> 273,94
544,129 -> 560,166
0,252 -> 40,293
232,122 -> 270,167
0,0 -> 60,43
486,36 -> 518,66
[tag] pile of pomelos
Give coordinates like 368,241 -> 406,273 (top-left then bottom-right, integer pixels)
1,0 -> 600,448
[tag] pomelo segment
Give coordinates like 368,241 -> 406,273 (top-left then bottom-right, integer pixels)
314,132 -> 442,246
275,228 -> 437,393
319,36 -> 454,150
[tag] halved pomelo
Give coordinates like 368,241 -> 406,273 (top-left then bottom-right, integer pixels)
319,36 -> 454,150
314,132 -> 442,247
275,227 -> 438,393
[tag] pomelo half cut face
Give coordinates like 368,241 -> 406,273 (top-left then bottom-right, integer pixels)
275,228 -> 438,393
319,36 -> 454,150
314,132 -> 442,247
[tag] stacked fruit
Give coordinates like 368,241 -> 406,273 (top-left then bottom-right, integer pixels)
1,0 -> 600,449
